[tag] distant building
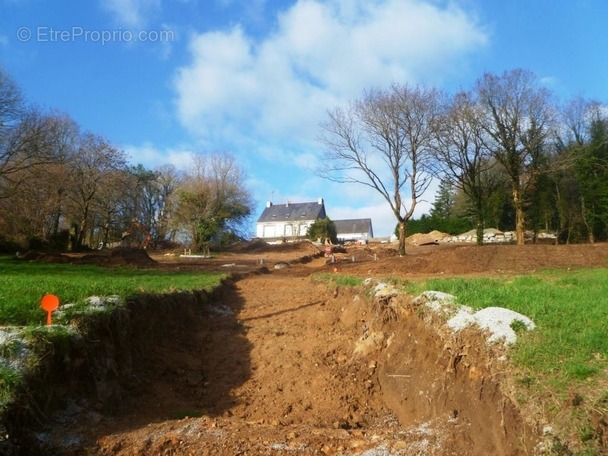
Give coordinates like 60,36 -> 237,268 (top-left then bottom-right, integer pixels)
256,198 -> 327,240
334,218 -> 374,242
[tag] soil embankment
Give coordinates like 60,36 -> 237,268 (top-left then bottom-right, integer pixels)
6,242 -> 608,454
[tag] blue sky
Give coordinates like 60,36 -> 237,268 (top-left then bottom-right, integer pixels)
2,0 -> 607,236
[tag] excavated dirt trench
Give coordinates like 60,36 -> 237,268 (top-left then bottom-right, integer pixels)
4,252 -> 542,455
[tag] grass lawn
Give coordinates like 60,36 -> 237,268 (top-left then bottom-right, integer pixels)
0,256 -> 227,413
403,269 -> 608,388
403,268 -> 608,452
0,256 -> 226,326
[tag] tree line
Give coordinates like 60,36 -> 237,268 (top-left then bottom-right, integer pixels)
0,67 -> 254,253
319,68 -> 608,254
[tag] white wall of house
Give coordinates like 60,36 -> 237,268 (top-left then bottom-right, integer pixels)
256,220 -> 313,238
337,231 -> 371,241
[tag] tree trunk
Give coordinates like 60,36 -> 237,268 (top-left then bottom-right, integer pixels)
49,208 -> 61,239
476,221 -> 484,246
512,185 -> 525,245
475,204 -> 484,246
581,197 -> 595,244
101,222 -> 111,249
76,206 -> 90,250
76,220 -> 87,250
554,183 -> 564,245
398,220 -> 406,256
67,225 -> 76,252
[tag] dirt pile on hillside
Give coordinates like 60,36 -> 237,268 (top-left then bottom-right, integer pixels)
406,230 -> 450,245
83,247 -> 158,267
16,248 -> 158,268
335,243 -> 608,277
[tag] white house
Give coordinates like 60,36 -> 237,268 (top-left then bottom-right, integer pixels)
334,218 -> 374,242
256,198 -> 327,240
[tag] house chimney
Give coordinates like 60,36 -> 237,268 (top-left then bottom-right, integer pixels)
266,201 -> 272,208
318,198 -> 324,205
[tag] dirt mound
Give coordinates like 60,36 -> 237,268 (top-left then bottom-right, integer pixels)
15,248 -> 158,268
108,247 -> 157,266
335,243 -> 608,277
77,248 -> 157,268
406,230 -> 450,246
232,239 -> 323,256
16,251 -> 71,263
241,238 -> 271,251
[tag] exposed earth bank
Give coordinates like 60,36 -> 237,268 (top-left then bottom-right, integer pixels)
9,242 -> 608,455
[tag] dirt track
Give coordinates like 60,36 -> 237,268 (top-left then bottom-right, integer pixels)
29,242 -> 608,454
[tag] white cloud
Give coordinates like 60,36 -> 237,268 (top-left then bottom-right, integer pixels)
173,0 -> 488,147
101,0 -> 161,27
172,0 -> 485,231
124,142 -> 195,169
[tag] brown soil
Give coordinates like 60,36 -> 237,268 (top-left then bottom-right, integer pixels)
18,241 -> 608,455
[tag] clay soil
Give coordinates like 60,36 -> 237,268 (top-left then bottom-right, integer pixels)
29,241 -> 608,455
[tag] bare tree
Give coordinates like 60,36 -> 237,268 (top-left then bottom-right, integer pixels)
154,164 -> 182,242
0,67 -> 23,130
559,96 -> 606,148
475,69 -> 556,244
172,152 -> 253,252
434,91 -> 504,244
93,169 -> 135,248
0,112 -> 79,246
0,109 -> 67,199
0,70 -> 77,202
65,133 -> 127,250
318,83 -> 441,255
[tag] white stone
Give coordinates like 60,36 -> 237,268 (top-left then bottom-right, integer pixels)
447,306 -> 535,345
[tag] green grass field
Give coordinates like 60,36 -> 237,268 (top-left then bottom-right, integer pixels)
0,256 -> 226,326
403,268 -> 608,453
403,269 -> 608,389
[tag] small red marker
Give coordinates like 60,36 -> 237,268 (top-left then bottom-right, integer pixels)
41,294 -> 60,326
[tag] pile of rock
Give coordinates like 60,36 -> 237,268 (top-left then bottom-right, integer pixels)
442,228 -> 515,244
441,228 -> 557,244
412,290 -> 536,346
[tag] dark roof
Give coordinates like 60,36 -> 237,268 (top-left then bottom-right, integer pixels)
334,218 -> 374,237
257,201 -> 326,223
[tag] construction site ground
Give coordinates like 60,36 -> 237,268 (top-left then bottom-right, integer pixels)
25,241 -> 608,455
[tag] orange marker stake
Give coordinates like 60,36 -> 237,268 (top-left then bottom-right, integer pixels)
41,294 -> 59,326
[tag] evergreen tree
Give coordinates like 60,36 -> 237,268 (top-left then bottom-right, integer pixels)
576,118 -> 608,242
307,217 -> 337,243
430,179 -> 455,219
